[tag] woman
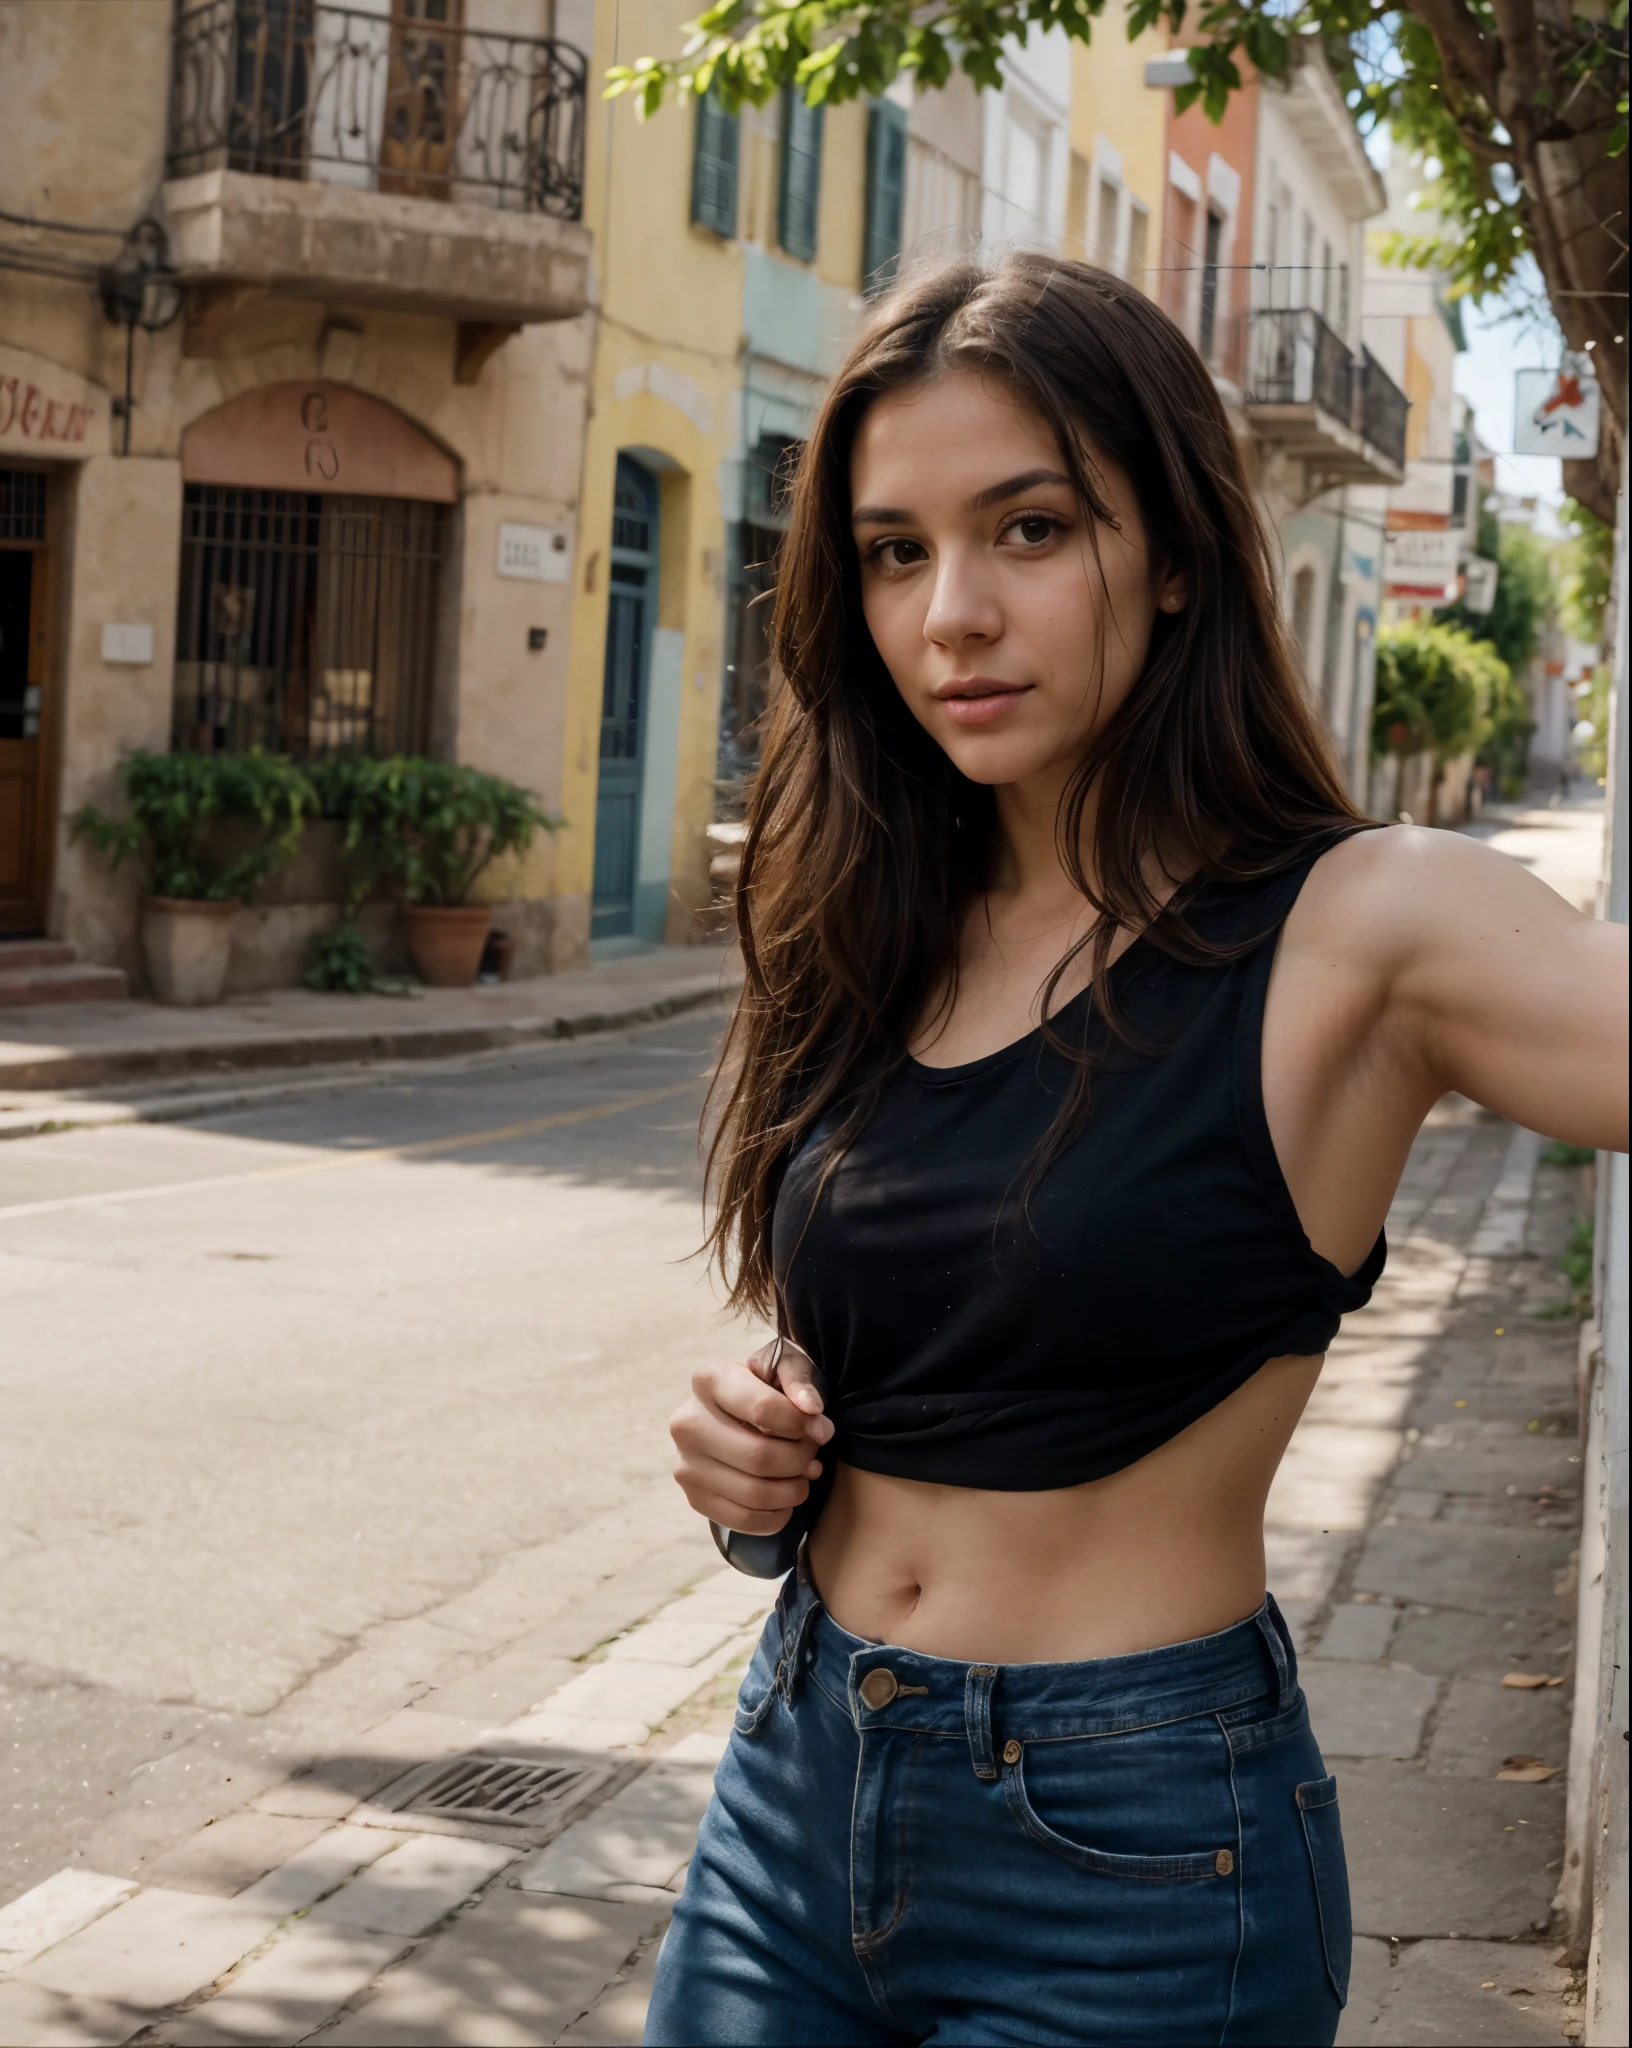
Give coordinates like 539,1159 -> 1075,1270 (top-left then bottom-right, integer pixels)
645,256 -> 1628,2047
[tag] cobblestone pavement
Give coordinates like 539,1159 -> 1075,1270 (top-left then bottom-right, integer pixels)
0,1096 -> 1591,2047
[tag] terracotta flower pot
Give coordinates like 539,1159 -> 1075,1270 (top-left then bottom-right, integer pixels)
405,903 -> 492,987
142,897 -> 238,1006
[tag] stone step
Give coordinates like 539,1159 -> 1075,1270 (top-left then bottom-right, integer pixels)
0,960 -> 129,1007
0,939 -> 77,971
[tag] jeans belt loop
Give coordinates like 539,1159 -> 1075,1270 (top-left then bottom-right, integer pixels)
777,1572 -> 819,1708
964,1663 -> 1000,1780
1256,1593 -> 1297,1710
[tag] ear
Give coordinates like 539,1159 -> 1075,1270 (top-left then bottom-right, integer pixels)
1155,569 -> 1187,614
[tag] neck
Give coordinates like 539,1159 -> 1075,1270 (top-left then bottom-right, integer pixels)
990,759 -> 1100,912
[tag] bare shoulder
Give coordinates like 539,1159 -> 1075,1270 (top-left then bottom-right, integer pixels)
1282,822 -> 1586,974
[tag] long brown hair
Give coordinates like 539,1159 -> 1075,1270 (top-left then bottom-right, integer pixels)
707,251 -> 1363,1317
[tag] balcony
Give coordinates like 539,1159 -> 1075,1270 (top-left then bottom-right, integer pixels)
1244,309 -> 1407,486
164,0 -> 590,329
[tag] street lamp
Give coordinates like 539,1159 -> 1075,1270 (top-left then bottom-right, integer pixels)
97,219 -> 184,456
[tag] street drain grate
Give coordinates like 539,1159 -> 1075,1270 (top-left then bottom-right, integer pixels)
383,1754 -> 602,1828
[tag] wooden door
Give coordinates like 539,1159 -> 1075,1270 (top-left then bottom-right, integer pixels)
379,0 -> 463,200
591,458 -> 658,940
0,545 -> 50,934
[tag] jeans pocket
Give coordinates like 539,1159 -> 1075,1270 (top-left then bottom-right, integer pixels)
1004,1755 -> 1235,1883
1297,1776 -> 1352,2006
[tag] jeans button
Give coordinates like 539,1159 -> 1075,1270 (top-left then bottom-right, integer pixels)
1215,1849 -> 1235,1876
1002,1739 -> 1022,1765
859,1667 -> 899,1709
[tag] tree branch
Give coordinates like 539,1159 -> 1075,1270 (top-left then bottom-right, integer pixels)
1404,0 -> 1502,103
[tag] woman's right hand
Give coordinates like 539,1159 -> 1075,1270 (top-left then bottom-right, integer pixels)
670,1338 -> 833,1535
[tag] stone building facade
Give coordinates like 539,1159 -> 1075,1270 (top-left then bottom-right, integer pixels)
2,0 -> 596,984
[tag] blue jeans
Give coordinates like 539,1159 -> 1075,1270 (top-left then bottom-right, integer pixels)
645,1564 -> 1350,2046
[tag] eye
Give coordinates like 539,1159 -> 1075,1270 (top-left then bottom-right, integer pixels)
1008,514 -> 1060,547
870,537 -> 928,570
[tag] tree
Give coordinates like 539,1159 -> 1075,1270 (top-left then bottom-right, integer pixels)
1437,514 -> 1554,672
1557,498 -> 1615,643
610,1 -> 1628,522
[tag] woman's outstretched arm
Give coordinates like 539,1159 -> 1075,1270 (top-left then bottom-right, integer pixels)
1368,825 -> 1627,1152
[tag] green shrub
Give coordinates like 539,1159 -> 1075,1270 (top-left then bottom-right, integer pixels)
1372,621 -> 1520,770
71,750 -> 318,902
305,925 -> 374,994
310,756 -> 559,907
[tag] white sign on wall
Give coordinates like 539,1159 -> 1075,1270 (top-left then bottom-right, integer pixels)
101,623 -> 154,665
497,522 -> 572,584
1462,557 -> 1499,614
1384,527 -> 1460,599
1514,356 -> 1601,458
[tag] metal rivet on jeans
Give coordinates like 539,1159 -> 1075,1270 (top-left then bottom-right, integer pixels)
1215,1849 -> 1235,1876
859,1667 -> 899,1709
1002,1739 -> 1022,1765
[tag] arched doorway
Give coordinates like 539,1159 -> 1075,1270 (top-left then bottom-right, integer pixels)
176,383 -> 457,757
592,455 -> 659,940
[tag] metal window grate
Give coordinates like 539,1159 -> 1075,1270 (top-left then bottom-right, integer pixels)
0,470 -> 46,544
383,1754 -> 600,1827
173,483 -> 443,758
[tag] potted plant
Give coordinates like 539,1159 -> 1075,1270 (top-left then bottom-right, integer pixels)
316,757 -> 557,987
72,751 -> 316,1005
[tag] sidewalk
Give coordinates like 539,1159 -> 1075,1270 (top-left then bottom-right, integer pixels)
0,1105 -> 1590,2046
0,946 -> 739,1136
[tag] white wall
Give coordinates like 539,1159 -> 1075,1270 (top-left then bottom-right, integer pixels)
980,26 -> 1071,254
1254,92 -> 1365,342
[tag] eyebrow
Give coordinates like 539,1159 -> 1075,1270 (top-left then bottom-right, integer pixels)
850,468 -> 1075,527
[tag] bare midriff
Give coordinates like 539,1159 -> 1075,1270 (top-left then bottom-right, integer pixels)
804,1351 -> 1324,1663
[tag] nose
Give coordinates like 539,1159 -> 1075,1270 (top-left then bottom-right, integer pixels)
922,541 -> 1002,653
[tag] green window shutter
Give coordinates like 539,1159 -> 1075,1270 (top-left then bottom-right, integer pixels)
691,90 -> 739,237
863,99 -> 908,291
777,89 -> 824,262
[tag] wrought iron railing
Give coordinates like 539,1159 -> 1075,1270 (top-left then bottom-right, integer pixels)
1245,308 -> 1410,470
1246,307 -> 1353,425
1356,348 -> 1409,470
167,0 -> 585,218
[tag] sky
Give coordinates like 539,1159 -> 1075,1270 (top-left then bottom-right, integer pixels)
1453,279 -> 1568,508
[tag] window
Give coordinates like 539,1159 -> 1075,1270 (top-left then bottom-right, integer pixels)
691,88 -> 739,237
1096,176 -> 1121,273
1199,207 -> 1224,360
1337,261 -> 1350,335
1300,215 -> 1314,306
1003,110 -> 1043,223
173,486 -> 443,757
1066,150 -> 1090,260
1164,188 -> 1196,326
1126,202 -> 1149,293
863,99 -> 907,290
778,89 -> 824,262
1320,238 -> 1333,322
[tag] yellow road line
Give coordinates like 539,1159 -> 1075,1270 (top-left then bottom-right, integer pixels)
0,1079 -> 705,1224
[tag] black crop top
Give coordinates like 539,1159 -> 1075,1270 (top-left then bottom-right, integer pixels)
772,845 -> 1386,1491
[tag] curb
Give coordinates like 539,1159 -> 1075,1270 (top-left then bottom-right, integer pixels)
0,978 -> 731,1132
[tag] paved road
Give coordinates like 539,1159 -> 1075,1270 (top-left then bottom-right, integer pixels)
0,1012 -> 733,1901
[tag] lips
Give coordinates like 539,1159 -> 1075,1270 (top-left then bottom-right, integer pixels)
933,678 -> 1033,726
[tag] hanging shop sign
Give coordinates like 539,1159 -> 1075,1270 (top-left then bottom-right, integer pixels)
1384,526 -> 1460,600
1461,557 -> 1499,614
1513,356 -> 1601,458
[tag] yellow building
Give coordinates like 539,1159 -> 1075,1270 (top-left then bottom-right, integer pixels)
560,8 -> 877,946
1066,6 -> 1169,289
